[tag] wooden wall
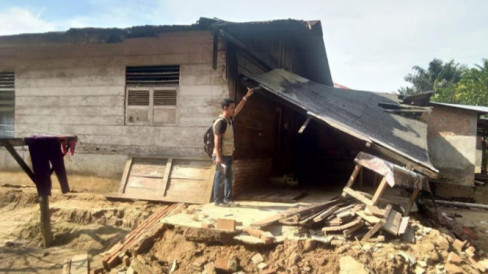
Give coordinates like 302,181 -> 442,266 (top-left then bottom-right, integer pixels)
0,31 -> 229,176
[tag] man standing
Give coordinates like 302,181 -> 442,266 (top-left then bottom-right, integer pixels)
212,87 -> 255,206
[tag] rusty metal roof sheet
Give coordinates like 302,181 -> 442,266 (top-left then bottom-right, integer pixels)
244,69 -> 438,177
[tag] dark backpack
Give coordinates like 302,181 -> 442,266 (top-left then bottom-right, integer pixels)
203,118 -> 225,158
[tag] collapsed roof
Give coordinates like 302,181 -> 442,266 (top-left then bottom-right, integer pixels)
243,69 -> 438,178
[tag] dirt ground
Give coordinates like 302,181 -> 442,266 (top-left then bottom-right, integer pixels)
0,180 -> 488,273
0,184 -> 165,273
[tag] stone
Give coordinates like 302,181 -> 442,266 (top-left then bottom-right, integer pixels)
204,262 -> 216,274
252,253 -> 264,265
447,252 -> 462,265
192,257 -> 207,268
216,219 -> 236,231
303,239 -> 315,252
227,257 -> 238,272
479,259 -> 488,269
398,251 -> 416,265
435,236 -> 450,251
427,251 -> 441,264
415,266 -> 425,274
362,244 -> 372,252
192,214 -> 199,221
123,255 -> 131,267
303,266 -> 312,272
339,256 -> 368,274
331,239 -> 344,246
465,246 -> 476,258
418,260 -> 427,268
126,266 -> 136,274
214,255 -> 228,271
441,251 -> 449,260
257,262 -> 268,270
421,242 -> 435,253
444,263 -> 463,274
473,258 -> 487,272
452,239 -> 465,252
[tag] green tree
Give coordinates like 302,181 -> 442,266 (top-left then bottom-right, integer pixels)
398,59 -> 466,95
433,59 -> 488,106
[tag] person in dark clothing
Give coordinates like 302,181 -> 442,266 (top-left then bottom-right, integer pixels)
212,87 -> 255,206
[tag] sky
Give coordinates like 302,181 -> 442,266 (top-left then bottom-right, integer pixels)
0,0 -> 487,93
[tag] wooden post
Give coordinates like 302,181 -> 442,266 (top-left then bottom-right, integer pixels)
404,188 -> 420,216
39,195 -> 52,247
371,177 -> 388,205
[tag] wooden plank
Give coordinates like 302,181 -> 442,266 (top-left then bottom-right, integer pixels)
371,177 -> 388,205
202,162 -> 216,204
382,207 -> 402,235
361,221 -> 384,242
342,187 -> 373,206
322,217 -> 363,232
356,210 -> 381,224
170,165 -> 211,179
365,205 -> 387,217
115,157 -> 213,204
404,188 -> 420,216
118,157 -> 133,193
252,199 -> 339,228
345,165 -> 362,188
126,177 -> 163,189
161,158 -> 173,196
298,116 -> 312,134
398,217 -> 410,235
312,205 -> 340,223
343,221 -> 364,238
130,160 -> 166,177
39,195 -> 53,247
165,181 -> 207,192
3,142 -> 35,182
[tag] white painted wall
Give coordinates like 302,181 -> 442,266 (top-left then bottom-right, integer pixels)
0,31 -> 228,178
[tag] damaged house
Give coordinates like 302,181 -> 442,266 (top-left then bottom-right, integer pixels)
0,18 -> 442,203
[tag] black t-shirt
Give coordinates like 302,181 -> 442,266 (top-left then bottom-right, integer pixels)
214,118 -> 232,135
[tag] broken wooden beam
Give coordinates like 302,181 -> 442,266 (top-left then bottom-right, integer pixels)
342,187 -> 373,206
251,198 -> 339,227
361,221 -> 384,242
322,217 -> 363,233
312,205 -> 340,223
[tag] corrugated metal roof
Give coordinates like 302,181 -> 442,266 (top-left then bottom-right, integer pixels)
430,102 -> 488,114
244,69 -> 437,176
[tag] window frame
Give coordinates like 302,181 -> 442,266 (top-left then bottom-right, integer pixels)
124,65 -> 180,126
125,85 -> 179,126
0,71 -> 15,137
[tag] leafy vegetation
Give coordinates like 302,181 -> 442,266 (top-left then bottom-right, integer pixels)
399,59 -> 488,106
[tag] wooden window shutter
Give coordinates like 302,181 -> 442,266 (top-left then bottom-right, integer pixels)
127,90 -> 150,106
154,90 -> 177,106
0,71 -> 15,137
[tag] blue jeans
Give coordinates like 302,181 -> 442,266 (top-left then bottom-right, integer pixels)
212,155 -> 234,203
